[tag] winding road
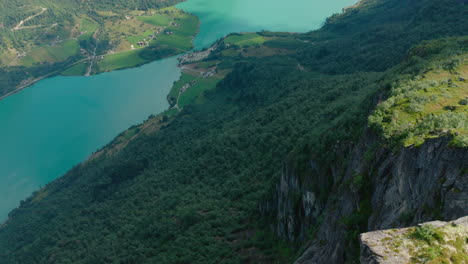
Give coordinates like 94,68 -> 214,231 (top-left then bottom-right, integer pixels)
12,7 -> 47,31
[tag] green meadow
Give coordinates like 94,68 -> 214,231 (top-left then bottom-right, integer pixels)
168,73 -> 198,105
178,77 -> 221,108
96,8 -> 198,73
225,33 -> 267,47
137,14 -> 172,26
78,18 -> 99,41
96,50 -> 146,72
0,6 -> 198,89
61,62 -> 89,76
20,39 -> 80,66
153,34 -> 193,51
127,31 -> 154,45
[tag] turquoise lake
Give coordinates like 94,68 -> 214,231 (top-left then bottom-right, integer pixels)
0,0 -> 356,220
177,0 -> 356,48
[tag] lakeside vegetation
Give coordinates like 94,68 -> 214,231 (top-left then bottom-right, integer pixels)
0,0 -> 467,263
166,31 -> 301,113
0,1 -> 197,97
94,7 -> 198,73
224,33 -> 268,47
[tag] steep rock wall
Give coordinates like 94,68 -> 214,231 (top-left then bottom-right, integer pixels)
264,132 -> 468,263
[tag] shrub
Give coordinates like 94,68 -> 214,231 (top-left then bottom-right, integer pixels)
410,225 -> 444,244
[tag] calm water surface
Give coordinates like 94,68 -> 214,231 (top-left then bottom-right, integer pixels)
0,58 -> 181,219
0,0 -> 356,220
178,0 -> 357,49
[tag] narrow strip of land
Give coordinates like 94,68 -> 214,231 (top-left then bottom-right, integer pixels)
0,75 -> 49,101
85,31 -> 99,76
0,58 -> 89,101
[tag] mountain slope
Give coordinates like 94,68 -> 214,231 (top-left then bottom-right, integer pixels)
0,0 -> 467,263
296,0 -> 468,73
265,36 -> 467,263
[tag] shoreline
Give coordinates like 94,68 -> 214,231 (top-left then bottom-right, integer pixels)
0,52 -> 185,103
0,57 -> 89,102
0,6 -> 199,102
0,75 -> 51,102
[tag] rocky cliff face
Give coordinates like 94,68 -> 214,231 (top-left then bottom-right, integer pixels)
259,163 -> 323,242
264,131 -> 468,263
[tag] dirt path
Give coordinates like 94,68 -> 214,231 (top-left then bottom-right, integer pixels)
12,7 -> 47,31
85,46 -> 97,76
85,30 -> 99,76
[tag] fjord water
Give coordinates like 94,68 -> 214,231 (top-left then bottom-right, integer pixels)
178,0 -> 357,49
0,57 -> 181,219
0,0 -> 356,220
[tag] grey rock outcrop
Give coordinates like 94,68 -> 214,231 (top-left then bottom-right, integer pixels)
260,164 -> 323,242
360,216 -> 468,264
264,131 -> 468,263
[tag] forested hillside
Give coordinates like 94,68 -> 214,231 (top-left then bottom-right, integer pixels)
0,0 -> 466,263
0,0 -> 194,98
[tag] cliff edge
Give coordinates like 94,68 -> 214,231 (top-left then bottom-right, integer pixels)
360,216 -> 468,263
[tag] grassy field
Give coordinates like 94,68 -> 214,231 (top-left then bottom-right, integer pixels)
78,18 -> 99,41
96,50 -> 146,72
146,11 -> 198,51
80,18 -> 98,32
4,7 -> 198,73
81,8 -> 199,74
178,77 -> 221,108
168,13 -> 199,37
154,33 -> 192,51
137,14 -> 172,26
219,33 -> 293,58
61,61 -> 88,76
95,7 -> 198,72
166,65 -> 225,110
168,73 -> 198,105
127,30 -> 154,46
225,33 -> 266,47
104,16 -> 159,52
20,39 -> 80,66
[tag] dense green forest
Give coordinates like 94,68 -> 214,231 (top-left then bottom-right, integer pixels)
0,0 -> 467,263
